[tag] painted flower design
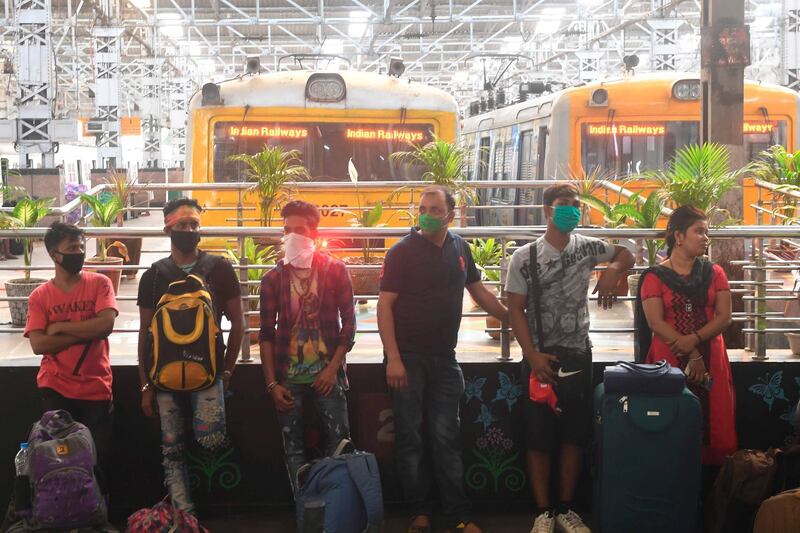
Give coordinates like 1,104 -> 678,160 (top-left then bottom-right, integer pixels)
466,427 -> 525,493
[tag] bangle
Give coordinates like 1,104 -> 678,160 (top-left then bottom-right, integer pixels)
688,355 -> 703,362
140,383 -> 151,393
266,381 -> 278,393
222,370 -> 233,379
694,331 -> 703,343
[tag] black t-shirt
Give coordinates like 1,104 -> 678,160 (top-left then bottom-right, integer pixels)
380,229 -> 480,356
136,251 -> 242,323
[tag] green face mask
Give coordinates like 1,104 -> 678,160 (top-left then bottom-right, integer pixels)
552,205 -> 581,233
419,212 -> 449,233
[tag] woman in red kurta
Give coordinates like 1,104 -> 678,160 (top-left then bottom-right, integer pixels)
637,205 -> 737,465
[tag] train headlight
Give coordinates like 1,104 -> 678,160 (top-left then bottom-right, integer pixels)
672,79 -> 700,101
589,88 -> 609,107
305,73 -> 346,103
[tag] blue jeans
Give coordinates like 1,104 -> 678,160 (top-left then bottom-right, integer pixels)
391,353 -> 470,527
156,380 -> 227,513
277,382 -> 350,493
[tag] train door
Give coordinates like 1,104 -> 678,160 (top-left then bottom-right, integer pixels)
534,124 -> 548,225
515,129 -> 536,226
475,136 -> 491,225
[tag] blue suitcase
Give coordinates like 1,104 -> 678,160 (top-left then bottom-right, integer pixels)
594,383 -> 702,533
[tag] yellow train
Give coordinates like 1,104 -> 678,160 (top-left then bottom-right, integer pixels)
185,70 -> 459,232
460,73 -> 800,226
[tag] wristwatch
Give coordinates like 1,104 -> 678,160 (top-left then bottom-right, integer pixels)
140,383 -> 151,393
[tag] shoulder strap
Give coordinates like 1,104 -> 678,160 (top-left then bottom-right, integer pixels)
344,453 -> 384,527
190,252 -> 221,280
528,241 -> 545,351
154,257 -> 186,282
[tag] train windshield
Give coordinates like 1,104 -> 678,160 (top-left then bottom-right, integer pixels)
212,122 -> 435,182
581,120 -> 787,177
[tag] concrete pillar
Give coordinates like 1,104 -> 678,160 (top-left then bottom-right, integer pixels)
15,0 -> 55,168
701,0 -> 747,349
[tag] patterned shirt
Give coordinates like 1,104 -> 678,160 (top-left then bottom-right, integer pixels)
259,252 -> 356,387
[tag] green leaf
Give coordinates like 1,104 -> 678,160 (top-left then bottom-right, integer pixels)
365,203 -> 384,227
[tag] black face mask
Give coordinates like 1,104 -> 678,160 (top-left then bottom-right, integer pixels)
56,252 -> 85,275
171,230 -> 201,254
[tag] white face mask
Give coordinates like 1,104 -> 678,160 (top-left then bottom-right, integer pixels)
283,233 -> 315,268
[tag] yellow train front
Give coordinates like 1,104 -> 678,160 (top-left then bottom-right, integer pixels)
185,70 -> 459,243
461,73 -> 800,226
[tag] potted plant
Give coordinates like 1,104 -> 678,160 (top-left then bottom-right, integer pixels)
103,170 -> 147,279
79,193 -> 129,293
468,238 -> 515,340
4,196 -> 53,327
647,143 -> 743,225
390,138 -> 477,226
225,237 -> 279,345
569,166 -> 612,227
330,160 -> 393,301
228,146 -> 310,241
610,192 -> 665,296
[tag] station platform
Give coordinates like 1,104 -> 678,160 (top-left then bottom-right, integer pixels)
1,214 -> 799,527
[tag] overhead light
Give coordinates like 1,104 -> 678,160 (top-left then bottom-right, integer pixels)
160,25 -> 183,40
156,12 -> 182,21
322,38 -> 343,55
502,36 -> 524,53
536,7 -> 565,35
348,10 -> 369,38
131,0 -> 150,7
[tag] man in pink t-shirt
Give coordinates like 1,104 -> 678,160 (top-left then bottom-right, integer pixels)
24,222 -> 118,466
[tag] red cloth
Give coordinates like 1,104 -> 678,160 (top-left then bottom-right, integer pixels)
640,263 -> 737,464
24,272 -> 118,401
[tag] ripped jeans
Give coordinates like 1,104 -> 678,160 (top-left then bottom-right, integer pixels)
277,382 -> 350,493
156,380 -> 227,513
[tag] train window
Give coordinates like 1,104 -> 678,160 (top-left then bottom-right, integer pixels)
581,119 -> 787,178
745,121 -> 787,160
212,121 -> 434,182
493,141 -> 504,178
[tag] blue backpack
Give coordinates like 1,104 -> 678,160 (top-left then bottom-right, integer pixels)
295,440 -> 383,533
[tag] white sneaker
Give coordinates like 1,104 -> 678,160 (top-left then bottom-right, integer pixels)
530,511 -> 556,533
555,509 -> 591,533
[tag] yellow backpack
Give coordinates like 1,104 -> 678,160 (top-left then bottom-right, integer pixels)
146,255 -> 223,392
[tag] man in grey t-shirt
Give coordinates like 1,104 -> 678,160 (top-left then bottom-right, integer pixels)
507,184 -> 634,533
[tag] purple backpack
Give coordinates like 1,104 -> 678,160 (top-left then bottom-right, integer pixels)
24,410 -> 108,530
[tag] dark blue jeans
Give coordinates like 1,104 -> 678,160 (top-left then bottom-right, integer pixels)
391,353 -> 470,527
277,382 -> 350,493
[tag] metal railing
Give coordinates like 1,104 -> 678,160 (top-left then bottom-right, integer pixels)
1,224 -> 800,363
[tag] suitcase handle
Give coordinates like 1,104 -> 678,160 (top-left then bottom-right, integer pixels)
615,360 -> 672,376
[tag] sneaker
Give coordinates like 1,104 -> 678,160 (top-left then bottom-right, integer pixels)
530,511 -> 555,533
555,509 -> 591,533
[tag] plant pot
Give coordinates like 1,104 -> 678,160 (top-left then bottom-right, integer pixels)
248,312 -> 261,345
786,333 -> 800,356
108,237 -> 142,279
628,273 -> 642,298
84,256 -> 125,294
343,257 -> 382,302
5,278 -> 47,327
485,316 -> 514,341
